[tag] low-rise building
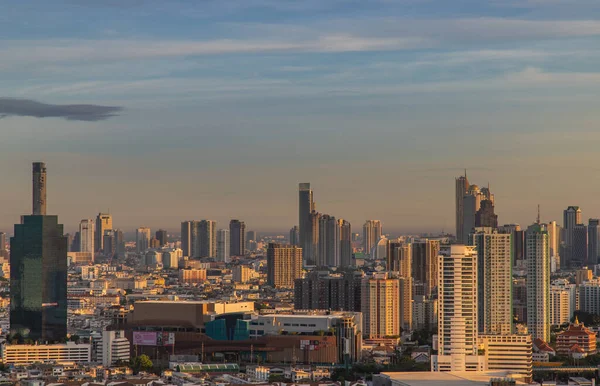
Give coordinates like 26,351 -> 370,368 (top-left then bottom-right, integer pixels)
1,342 -> 91,366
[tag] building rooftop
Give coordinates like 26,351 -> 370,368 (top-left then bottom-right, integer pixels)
381,371 -> 528,386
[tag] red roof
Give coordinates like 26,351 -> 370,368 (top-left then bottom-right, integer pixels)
569,344 -> 585,354
533,338 -> 555,353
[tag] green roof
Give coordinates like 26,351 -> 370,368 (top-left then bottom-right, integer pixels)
177,363 -> 239,373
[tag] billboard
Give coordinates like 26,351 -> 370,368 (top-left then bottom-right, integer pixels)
133,331 -> 158,346
133,331 -> 175,346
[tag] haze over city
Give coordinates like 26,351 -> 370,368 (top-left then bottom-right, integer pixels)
3,0 -> 600,233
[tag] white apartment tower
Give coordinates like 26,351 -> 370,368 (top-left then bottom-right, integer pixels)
217,229 -> 231,263
363,220 -> 382,257
526,223 -> 551,342
433,244 -> 483,372
473,229 -> 513,335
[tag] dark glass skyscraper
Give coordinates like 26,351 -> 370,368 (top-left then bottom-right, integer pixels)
229,219 -> 246,257
298,183 -> 314,265
10,163 -> 67,342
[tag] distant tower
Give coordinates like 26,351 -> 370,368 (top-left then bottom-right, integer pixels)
217,229 -> 231,263
136,227 -> 151,253
588,219 -> 600,265
11,162 -> 68,342
95,213 -> 113,253
563,206 -> 582,267
155,229 -> 168,246
298,183 -> 314,265
363,220 -> 382,257
79,219 -> 95,254
526,223 -> 550,342
32,162 -> 47,215
229,219 -> 246,257
361,273 -> 400,338
289,226 -> 300,247
455,171 -> 469,242
339,220 -> 352,268
411,240 -> 441,297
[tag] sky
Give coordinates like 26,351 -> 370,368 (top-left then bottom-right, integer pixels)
2,0 -> 600,235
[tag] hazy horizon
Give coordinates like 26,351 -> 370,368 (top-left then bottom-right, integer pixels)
2,0 -> 600,234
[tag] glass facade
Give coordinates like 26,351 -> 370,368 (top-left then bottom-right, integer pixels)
10,215 -> 68,342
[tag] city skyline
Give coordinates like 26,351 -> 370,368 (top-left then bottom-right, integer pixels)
2,1 -> 600,234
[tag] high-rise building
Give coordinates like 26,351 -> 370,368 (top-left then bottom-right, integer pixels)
78,219 -> 95,254
455,172 -> 469,243
267,243 -> 302,288
103,230 -> 115,259
181,221 -> 193,257
500,224 -> 525,267
386,241 -> 412,332
217,229 -> 231,263
433,244 -> 482,372
362,220 -> 382,257
32,162 -> 47,216
318,215 -> 339,267
155,229 -> 168,247
246,230 -> 257,242
71,231 -> 81,253
309,211 -> 321,265
573,223 -> 588,267
229,220 -> 246,257
411,240 -> 440,297
526,223 -> 550,342
361,273 -> 399,338
10,162 -> 67,342
545,221 -> 560,272
339,220 -> 352,268
198,220 -> 217,258
136,227 -> 151,253
95,213 -> 112,253
563,206 -> 582,267
473,229 -> 513,335
550,286 -> 572,326
462,186 -> 482,244
474,200 -> 498,229
294,270 -> 362,312
588,219 -> 600,265
0,232 -> 7,253
299,183 -> 314,265
289,226 -> 299,246
114,229 -> 125,259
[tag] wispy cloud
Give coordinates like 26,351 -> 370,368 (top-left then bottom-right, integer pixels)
0,98 -> 122,121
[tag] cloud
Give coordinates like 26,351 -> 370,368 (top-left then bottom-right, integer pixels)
0,98 -> 122,121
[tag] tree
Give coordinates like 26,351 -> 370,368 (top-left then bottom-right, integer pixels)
130,354 -> 153,374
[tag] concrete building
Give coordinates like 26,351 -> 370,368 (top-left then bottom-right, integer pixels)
579,279 -> 600,315
294,270 -> 362,312
78,219 -> 95,254
267,243 -> 302,288
433,244 -> 482,372
546,221 -> 560,272
95,213 -> 112,254
339,219 -> 353,268
479,334 -> 533,383
361,273 -> 399,338
233,265 -> 253,283
318,214 -> 340,267
217,228 -> 231,263
526,223 -> 550,342
289,226 -> 299,247
472,229 -> 513,335
573,223 -> 589,267
136,227 -> 151,253
1,343 -> 91,365
363,220 -> 382,257
550,285 -> 573,326
178,268 -> 207,284
101,330 -> 130,367
563,206 -> 582,267
412,295 -> 437,331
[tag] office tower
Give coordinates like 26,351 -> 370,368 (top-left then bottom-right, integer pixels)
71,231 -> 81,253
95,213 -> 112,253
474,200 -> 498,229
103,230 -> 115,258
78,219 -> 95,254
294,270 -> 362,311
462,185 -> 483,244
339,220 -> 352,268
181,221 -> 193,257
289,226 -> 300,246
0,232 -> 6,251
299,183 -> 314,264
136,227 -> 151,253
32,162 -> 47,215
114,229 -> 125,259
198,220 -> 217,258
473,229 -> 513,335
217,229 -> 231,263
386,242 -> 412,332
309,211 -> 321,265
318,215 -> 339,267
455,172 -> 469,243
362,220 -> 382,257
526,223 -> 550,342
563,206 -> 582,267
411,240 -> 440,297
246,230 -> 257,251
155,229 -> 168,246
11,163 -> 67,342
267,243 -> 302,288
361,273 -> 399,338
588,219 -> 600,265
246,230 -> 257,243
433,245 -> 480,372
573,224 -> 588,267
229,220 -> 246,257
